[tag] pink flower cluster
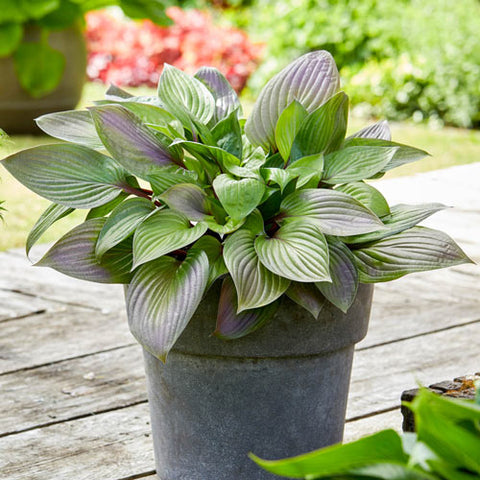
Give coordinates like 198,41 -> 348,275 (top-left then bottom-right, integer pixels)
85,7 -> 263,92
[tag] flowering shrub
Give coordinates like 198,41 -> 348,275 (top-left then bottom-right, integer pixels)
86,7 -> 263,92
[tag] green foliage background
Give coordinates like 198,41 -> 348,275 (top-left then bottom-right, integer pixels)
229,0 -> 480,128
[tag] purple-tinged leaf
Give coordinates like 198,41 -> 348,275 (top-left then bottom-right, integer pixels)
132,209 -> 208,268
26,203 -> 74,258
215,276 -> 279,340
35,110 -> 103,149
224,229 -> 290,312
285,283 -> 325,319
343,203 -> 448,244
280,189 -> 384,236
160,183 -> 211,221
89,104 -> 180,178
255,220 -> 331,282
316,239 -> 359,313
347,120 -> 391,141
245,51 -> 340,152
96,197 -> 155,259
353,226 -> 473,283
2,143 -> 128,208
195,67 -> 242,123
36,218 -> 132,284
126,249 -> 209,361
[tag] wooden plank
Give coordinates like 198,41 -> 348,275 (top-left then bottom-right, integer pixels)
347,321 -> 480,419
0,289 -> 65,322
0,250 -> 125,313
0,346 -> 146,436
344,409 -> 402,443
360,265 -> 480,348
0,307 -> 133,374
0,403 -> 155,480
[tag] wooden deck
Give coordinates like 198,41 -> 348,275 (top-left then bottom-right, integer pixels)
1,163 -> 480,480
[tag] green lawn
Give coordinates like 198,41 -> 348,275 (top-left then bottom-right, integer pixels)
1,82 -> 480,251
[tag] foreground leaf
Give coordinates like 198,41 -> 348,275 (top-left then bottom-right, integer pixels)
26,203 -> 74,258
160,183 -> 211,221
245,51 -> 340,152
316,239 -> 359,313
275,100 -> 308,162
255,220 -> 331,282
280,189 -> 384,236
36,218 -> 132,283
89,104 -> 180,178
215,276 -> 279,339
132,210 -> 208,268
346,120 -> 391,141
126,249 -> 209,361
224,229 -> 290,311
2,144 -> 128,208
335,182 -> 390,218
36,110 -> 103,149
96,198 -> 155,259
250,430 -> 407,478
353,227 -> 472,282
190,236 -> 227,288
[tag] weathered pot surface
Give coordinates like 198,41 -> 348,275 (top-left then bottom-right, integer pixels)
0,24 -> 87,134
142,283 -> 374,480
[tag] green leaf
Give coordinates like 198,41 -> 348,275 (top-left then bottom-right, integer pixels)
157,64 -> 215,126
36,218 -> 132,284
343,203 -> 447,244
36,110 -> 104,149
285,282 -> 325,319
148,170 -> 197,196
119,0 -> 172,26
280,188 -> 385,236
215,276 -> 279,340
290,92 -> 349,161
160,183 -> 211,221
2,143 -> 128,208
195,66 -> 242,123
211,109 -> 243,159
89,104 -> 181,178
275,100 -> 308,162
132,209 -> 208,268
286,153 -> 324,188
342,138 -> 429,172
336,181 -> 390,218
126,249 -> 209,362
250,430 -> 407,478
245,51 -> 340,152
95,197 -> 155,259
38,0 -> 82,29
323,146 -> 398,184
261,168 -> 294,193
204,216 -> 245,235
86,193 -> 128,220
353,226 -> 472,283
213,174 -> 265,220
0,23 -> 23,57
223,229 -> 290,312
13,41 -> 65,98
255,220 -> 331,282
190,235 -> 227,288
26,203 -> 74,258
316,239 -> 359,313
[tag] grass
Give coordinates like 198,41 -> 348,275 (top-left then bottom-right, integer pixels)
1,82 -> 480,251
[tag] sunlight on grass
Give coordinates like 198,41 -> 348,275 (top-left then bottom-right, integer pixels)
1,82 -> 480,251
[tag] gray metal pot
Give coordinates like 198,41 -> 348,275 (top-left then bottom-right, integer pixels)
142,283 -> 373,480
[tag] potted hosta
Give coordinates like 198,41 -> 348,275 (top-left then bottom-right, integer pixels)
0,0 -> 179,133
1,51 -> 471,479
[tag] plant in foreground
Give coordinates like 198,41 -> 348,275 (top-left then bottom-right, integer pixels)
1,50 -> 472,361
0,0 -> 189,98
252,386 -> 480,479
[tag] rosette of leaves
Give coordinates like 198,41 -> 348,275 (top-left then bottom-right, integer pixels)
1,50 -> 472,361
0,0 -> 185,98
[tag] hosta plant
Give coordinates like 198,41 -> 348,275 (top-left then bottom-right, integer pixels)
1,50 -> 471,361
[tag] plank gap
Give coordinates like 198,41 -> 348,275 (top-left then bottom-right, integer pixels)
117,470 -> 156,480
0,309 -> 46,324
346,406 -> 400,423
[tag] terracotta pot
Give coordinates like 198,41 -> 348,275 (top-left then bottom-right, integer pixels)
141,283 -> 374,480
0,23 -> 87,134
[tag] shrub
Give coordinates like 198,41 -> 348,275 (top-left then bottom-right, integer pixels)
86,7 -> 263,92
231,0 -> 480,128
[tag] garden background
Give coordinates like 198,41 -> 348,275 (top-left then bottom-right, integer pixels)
1,0 -> 480,250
